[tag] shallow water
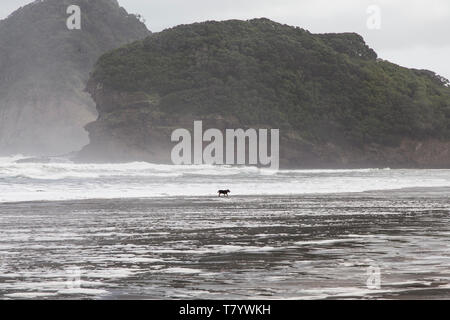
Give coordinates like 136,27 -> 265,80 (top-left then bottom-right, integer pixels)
1,190 -> 449,299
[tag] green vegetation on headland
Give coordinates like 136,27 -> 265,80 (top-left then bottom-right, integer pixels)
81,18 -> 450,168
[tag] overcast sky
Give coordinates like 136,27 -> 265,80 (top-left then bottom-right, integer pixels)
1,0 -> 449,79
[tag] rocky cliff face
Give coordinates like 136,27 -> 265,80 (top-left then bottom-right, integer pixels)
78,19 -> 450,168
79,82 -> 450,168
0,0 -> 150,155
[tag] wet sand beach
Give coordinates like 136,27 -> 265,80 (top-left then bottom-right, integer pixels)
0,188 -> 449,299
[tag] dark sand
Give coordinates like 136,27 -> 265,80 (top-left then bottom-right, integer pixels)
0,188 -> 449,299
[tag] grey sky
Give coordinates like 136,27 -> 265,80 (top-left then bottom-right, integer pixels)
1,0 -> 449,79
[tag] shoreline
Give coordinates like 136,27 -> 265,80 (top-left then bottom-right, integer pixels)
1,186 -> 450,206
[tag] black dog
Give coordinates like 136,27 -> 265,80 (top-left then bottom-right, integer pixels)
218,189 -> 231,197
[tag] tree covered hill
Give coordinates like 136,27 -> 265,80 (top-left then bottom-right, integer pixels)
80,18 -> 450,167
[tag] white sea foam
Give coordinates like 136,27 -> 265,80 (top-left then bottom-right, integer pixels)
5,292 -> 59,299
163,267 -> 203,274
1,156 -> 450,203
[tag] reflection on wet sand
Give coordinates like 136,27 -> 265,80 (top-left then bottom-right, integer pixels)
0,189 -> 449,299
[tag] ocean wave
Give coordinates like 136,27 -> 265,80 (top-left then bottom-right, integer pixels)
0,156 -> 450,203
0,157 -> 271,180
0,159 -> 387,181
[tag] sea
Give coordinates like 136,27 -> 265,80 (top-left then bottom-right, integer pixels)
0,155 -> 449,299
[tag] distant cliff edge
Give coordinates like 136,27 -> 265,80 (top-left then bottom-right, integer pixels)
0,0 -> 150,155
